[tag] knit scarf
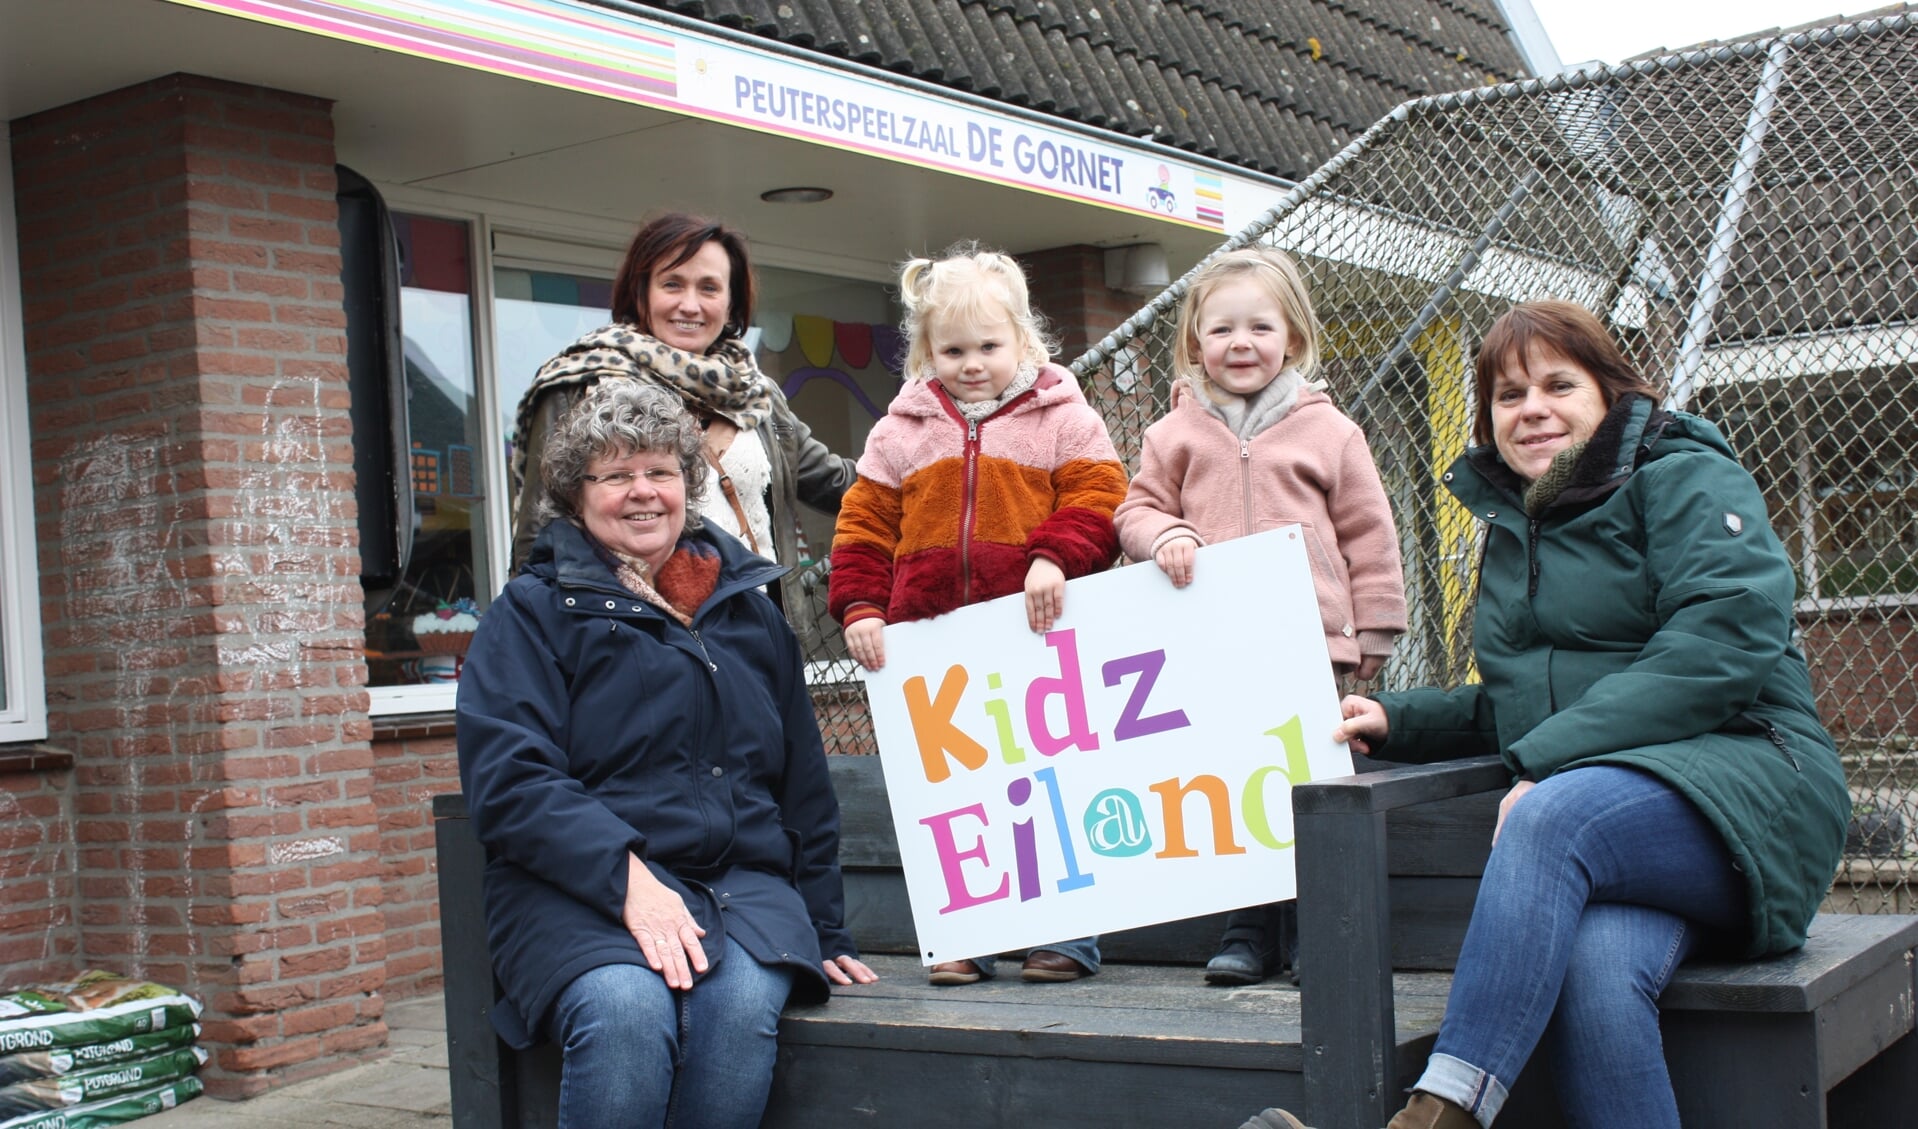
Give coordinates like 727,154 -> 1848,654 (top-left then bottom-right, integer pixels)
942,361 -> 1042,423
1522,441 -> 1590,516
598,534 -> 723,628
1194,366 -> 1310,440
511,324 -> 774,487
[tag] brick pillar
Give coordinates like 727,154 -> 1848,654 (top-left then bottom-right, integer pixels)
10,73 -> 382,1096
1019,243 -> 1145,363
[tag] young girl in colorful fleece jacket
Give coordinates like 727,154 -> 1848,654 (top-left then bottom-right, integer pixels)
1114,246 -> 1407,987
830,242 -> 1127,986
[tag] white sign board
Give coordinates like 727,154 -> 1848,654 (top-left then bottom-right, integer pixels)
861,527 -> 1352,965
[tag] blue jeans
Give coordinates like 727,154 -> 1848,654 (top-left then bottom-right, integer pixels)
549,938 -> 795,1129
1418,766 -> 1746,1128
971,935 -> 1101,977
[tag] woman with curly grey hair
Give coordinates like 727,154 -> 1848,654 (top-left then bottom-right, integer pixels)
459,380 -> 876,1129
510,212 -> 858,654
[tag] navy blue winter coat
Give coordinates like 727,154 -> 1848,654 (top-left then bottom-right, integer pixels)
455,519 -> 858,1047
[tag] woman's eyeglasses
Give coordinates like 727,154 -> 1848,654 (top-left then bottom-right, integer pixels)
580,467 -> 683,490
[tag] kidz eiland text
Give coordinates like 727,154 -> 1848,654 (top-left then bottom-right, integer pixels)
862,528 -> 1352,964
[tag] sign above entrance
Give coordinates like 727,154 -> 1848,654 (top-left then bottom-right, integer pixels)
166,0 -> 1264,230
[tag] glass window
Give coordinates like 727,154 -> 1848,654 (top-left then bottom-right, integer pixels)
492,266 -> 613,474
0,135 -> 47,741
363,213 -> 493,690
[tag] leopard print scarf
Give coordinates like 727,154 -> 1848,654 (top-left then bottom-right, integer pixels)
511,324 -> 773,487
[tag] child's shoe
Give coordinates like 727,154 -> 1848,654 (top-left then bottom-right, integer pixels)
1204,938 -> 1268,985
928,959 -> 981,985
1019,950 -> 1091,982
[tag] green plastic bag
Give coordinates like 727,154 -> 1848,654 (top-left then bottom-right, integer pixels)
0,974 -> 201,1054
0,1075 -> 203,1129
0,1026 -> 199,1087
0,1046 -> 206,1121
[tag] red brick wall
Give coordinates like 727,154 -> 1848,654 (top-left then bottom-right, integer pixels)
1020,244 -> 1145,362
9,74 -> 382,1097
1802,607 -> 1918,744
0,755 -> 76,982
371,727 -> 459,997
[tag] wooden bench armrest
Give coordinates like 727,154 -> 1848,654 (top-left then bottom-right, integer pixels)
1295,756 -> 1511,815
1296,757 -> 1509,1129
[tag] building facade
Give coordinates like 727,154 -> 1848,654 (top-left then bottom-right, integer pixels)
0,0 -> 1540,1095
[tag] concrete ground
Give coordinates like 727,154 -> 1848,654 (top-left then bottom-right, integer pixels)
140,993 -> 451,1128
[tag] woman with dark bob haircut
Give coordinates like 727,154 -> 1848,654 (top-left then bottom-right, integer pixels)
1244,300 -> 1848,1129
462,379 -> 876,1129
510,213 -> 857,638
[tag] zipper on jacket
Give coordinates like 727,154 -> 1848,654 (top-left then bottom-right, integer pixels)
960,416 -> 980,605
1239,442 -> 1253,538
1527,518 -> 1542,598
1763,721 -> 1801,771
687,627 -> 717,672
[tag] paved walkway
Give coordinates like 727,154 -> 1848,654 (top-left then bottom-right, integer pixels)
141,993 -> 452,1128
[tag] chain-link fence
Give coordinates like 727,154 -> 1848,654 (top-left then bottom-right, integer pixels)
793,10 -> 1918,913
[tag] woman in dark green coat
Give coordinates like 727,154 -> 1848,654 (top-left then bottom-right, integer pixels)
1246,301 -> 1849,1129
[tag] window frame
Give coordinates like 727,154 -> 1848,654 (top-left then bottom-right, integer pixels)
366,196 -> 494,718
362,186 -> 893,716
0,124 -> 49,743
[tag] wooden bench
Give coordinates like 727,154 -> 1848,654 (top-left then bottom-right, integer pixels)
1297,756 -> 1918,1129
434,757 -> 1309,1128
434,755 -> 1918,1128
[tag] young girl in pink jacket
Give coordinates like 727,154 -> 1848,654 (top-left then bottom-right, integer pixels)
1113,246 -> 1407,986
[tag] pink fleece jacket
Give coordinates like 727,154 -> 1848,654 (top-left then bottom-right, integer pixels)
1113,381 -> 1407,667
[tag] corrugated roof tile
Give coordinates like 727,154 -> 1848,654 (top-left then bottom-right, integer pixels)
786,0 -> 853,54
1042,25 -> 1102,120
1084,41 -> 1141,127
984,6 -> 1044,105
1062,32 -> 1120,125
1012,17 -> 1069,111
1157,3 -> 1216,78
956,1 -> 1013,96
1113,49 -> 1174,139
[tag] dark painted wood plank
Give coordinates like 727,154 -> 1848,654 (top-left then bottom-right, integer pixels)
764,1044 -> 1305,1129
1663,914 -> 1918,1013
1810,956 -> 1917,1089
1294,756 -> 1510,815
1298,804 -> 1398,1128
1828,1029 -> 1918,1127
1663,1011 -> 1827,1128
509,1043 -> 560,1129
843,869 -> 919,954
1384,877 -> 1478,970
433,810 -> 508,1129
828,755 -> 899,867
1385,792 -> 1499,877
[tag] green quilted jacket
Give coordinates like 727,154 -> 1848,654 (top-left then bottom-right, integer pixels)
1376,396 -> 1849,957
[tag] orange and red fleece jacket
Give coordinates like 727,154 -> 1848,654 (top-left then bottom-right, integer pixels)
829,364 -> 1126,627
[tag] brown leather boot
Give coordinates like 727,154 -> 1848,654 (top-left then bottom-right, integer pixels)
1386,1092 -> 1477,1129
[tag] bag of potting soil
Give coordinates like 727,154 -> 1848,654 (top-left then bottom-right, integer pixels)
0,1075 -> 203,1129
0,1026 -> 200,1087
0,973 -> 201,1054
0,1046 -> 206,1121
